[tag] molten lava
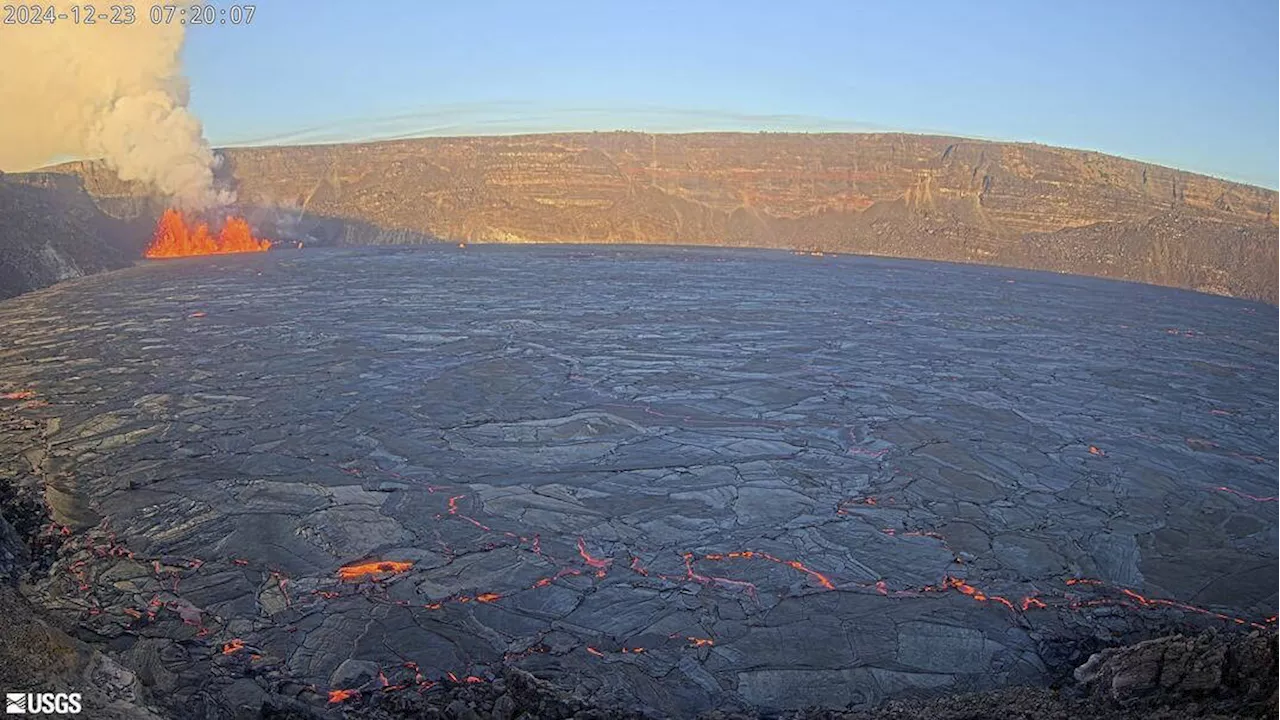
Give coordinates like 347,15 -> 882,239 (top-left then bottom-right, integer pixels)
327,689 -> 358,704
144,209 -> 272,258
576,537 -> 613,577
695,550 -> 835,590
932,575 -> 1017,610
338,560 -> 413,582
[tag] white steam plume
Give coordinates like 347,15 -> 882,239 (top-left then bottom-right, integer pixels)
0,18 -> 232,209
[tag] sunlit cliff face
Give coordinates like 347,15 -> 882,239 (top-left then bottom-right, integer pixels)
144,208 -> 271,258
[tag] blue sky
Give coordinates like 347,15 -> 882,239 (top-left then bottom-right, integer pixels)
185,0 -> 1279,188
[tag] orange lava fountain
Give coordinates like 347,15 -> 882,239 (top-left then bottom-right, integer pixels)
144,208 -> 272,258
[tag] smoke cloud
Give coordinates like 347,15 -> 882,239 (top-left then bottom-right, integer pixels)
0,20 -> 232,209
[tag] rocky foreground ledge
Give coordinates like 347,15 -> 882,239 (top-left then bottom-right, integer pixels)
0,246 -> 1275,718
0,575 -> 1274,720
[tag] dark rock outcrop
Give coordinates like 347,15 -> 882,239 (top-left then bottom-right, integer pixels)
0,171 -> 146,300
1012,213 -> 1278,301
0,474 -> 161,719
0,586 -> 165,720
1073,630 -> 1277,708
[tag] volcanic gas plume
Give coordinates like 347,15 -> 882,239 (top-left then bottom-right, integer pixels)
145,209 -> 272,258
0,20 -> 231,210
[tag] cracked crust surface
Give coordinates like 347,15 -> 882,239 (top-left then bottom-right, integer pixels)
0,245 -> 1274,717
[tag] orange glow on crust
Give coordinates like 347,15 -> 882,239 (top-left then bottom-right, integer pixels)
1214,486 -> 1278,502
836,496 -> 881,515
694,550 -> 835,590
145,209 -> 272,258
576,537 -> 613,577
446,494 -> 493,530
327,689 -> 358,704
931,575 -> 1016,610
859,574 -> 1274,629
629,556 -> 650,576
530,567 -> 583,589
337,560 -> 413,582
682,552 -> 758,596
190,467 -> 1275,700
1116,587 -> 1269,627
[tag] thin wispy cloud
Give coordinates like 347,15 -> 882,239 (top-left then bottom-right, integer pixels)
215,102 -> 898,148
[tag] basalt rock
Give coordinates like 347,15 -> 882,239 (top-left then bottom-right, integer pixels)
1073,630 -> 1277,707
0,513 -> 27,582
0,586 -> 165,720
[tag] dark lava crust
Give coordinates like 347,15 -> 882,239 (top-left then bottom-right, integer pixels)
0,245 -> 1275,719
